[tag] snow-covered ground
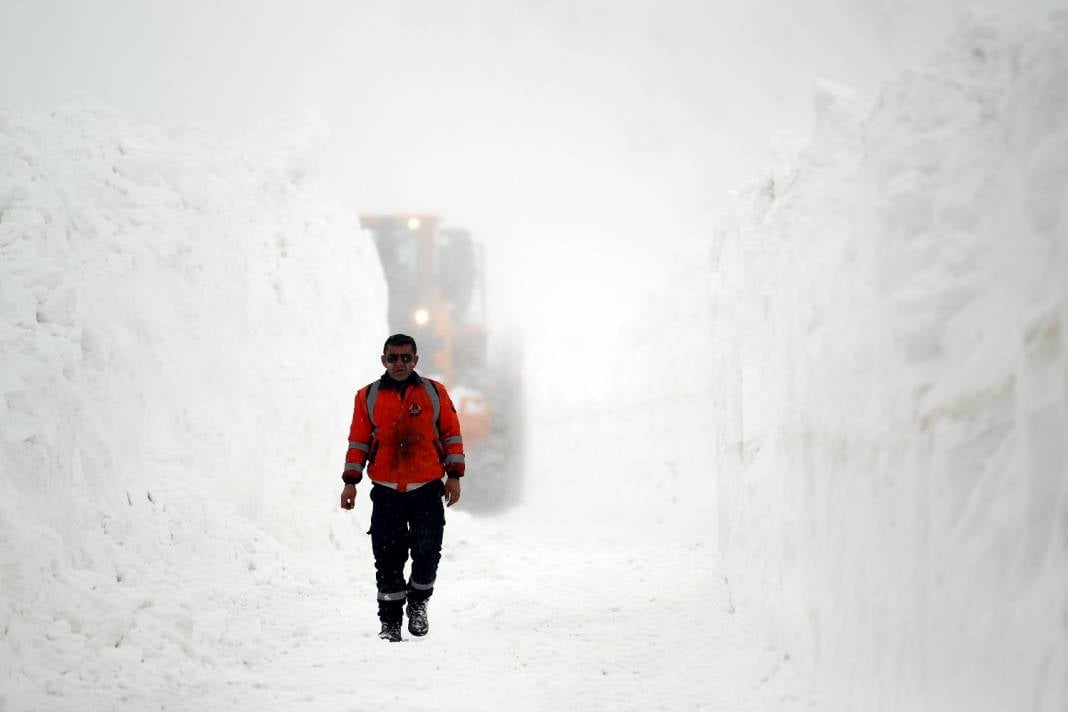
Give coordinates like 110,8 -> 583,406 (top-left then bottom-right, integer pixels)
2,7 -> 1066,712
1,508 -> 810,712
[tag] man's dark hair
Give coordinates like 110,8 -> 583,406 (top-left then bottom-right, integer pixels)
383,333 -> 418,354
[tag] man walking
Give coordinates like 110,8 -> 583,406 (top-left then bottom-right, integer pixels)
340,334 -> 465,642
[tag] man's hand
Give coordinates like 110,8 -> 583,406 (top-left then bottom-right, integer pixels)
444,477 -> 461,507
340,483 -> 357,510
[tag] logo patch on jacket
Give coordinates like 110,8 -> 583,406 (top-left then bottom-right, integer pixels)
408,403 -> 422,417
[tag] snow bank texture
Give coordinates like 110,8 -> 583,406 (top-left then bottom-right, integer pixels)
712,13 -> 1068,712
0,104 -> 384,703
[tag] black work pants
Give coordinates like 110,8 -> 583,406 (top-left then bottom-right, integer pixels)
369,480 -> 446,623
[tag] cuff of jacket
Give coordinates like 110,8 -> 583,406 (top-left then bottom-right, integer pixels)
446,471 -> 463,479
342,473 -> 362,485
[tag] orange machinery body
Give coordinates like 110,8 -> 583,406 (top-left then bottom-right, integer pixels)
360,214 -> 491,445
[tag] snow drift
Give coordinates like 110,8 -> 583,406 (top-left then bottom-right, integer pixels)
712,12 -> 1068,711
0,104 -> 385,701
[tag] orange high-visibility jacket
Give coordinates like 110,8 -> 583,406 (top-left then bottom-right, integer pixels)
343,373 -> 465,491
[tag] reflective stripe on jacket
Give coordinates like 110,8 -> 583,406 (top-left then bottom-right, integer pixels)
343,373 -> 465,491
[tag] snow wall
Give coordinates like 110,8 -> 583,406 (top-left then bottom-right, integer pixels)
712,12 -> 1068,711
0,105 -> 385,695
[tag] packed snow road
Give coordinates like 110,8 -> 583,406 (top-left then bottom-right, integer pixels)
15,511 -> 810,712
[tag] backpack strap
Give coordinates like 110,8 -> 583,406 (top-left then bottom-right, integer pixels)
366,381 -> 381,431
421,379 -> 441,439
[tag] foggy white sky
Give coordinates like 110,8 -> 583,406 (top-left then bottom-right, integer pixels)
1,0 -> 1053,336
0,1 -> 967,221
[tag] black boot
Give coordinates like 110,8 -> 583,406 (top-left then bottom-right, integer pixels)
406,600 -> 429,637
379,620 -> 402,642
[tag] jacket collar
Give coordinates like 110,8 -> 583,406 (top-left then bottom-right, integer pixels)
379,371 -> 422,391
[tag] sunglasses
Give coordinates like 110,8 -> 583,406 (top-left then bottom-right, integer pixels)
385,353 -> 414,364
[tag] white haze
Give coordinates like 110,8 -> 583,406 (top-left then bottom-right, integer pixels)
5,0 -> 1051,324
2,1 -> 1066,710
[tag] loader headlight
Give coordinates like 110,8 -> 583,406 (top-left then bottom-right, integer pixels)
413,308 -> 430,326
407,217 -> 421,230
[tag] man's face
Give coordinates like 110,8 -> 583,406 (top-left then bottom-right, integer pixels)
381,344 -> 418,381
